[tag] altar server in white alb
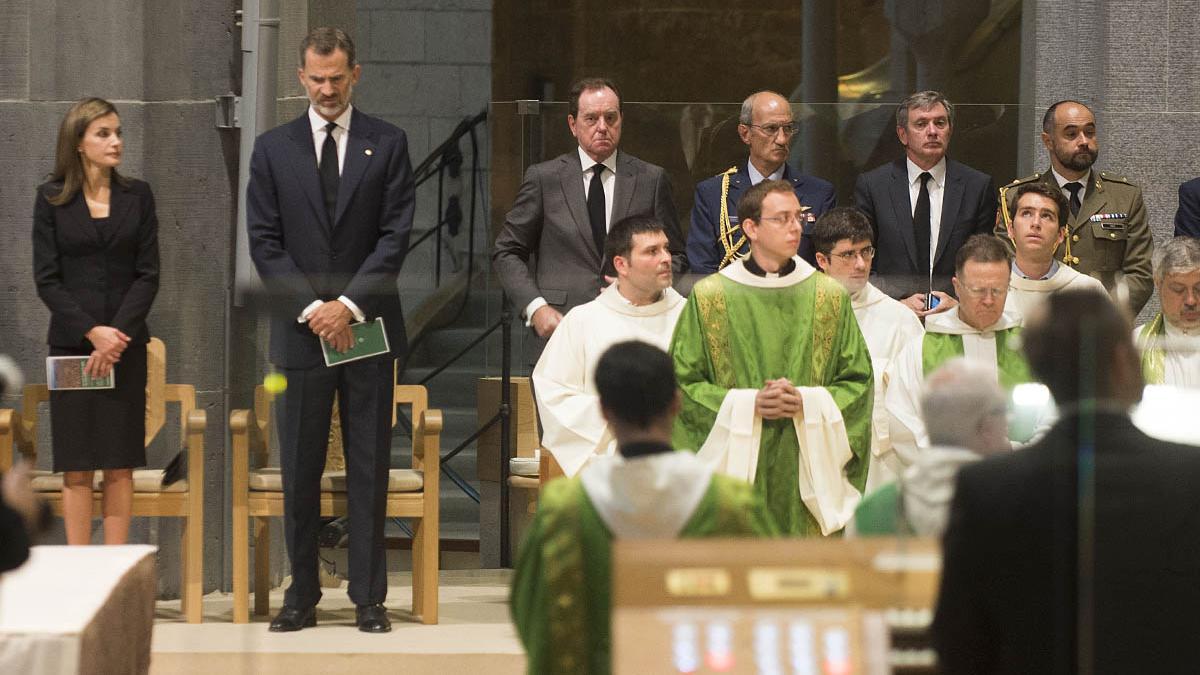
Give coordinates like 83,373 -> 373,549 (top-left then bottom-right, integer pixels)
810,207 -> 924,492
1002,181 -> 1106,320
885,235 -> 1034,469
533,216 -> 686,477
1134,236 -> 1200,388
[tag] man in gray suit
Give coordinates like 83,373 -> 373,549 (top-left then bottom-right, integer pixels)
493,77 -> 686,347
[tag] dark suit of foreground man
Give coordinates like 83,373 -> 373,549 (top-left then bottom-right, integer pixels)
247,27 -> 414,633
932,289 -> 1200,674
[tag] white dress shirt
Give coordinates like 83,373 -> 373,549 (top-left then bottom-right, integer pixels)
298,104 -> 364,324
907,156 -> 947,273
523,148 -> 620,325
747,160 -> 784,185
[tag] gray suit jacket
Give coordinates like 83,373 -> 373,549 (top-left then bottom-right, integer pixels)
492,150 -> 685,319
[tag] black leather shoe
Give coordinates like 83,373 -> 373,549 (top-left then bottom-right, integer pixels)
356,603 -> 391,633
269,605 -> 316,632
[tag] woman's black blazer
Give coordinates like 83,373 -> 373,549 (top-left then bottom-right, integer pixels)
32,178 -> 160,349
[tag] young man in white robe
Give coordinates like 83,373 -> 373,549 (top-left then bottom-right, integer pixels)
1133,236 -> 1200,388
533,216 -> 686,477
811,207 -> 924,492
1003,181 -> 1107,320
885,235 -> 1034,469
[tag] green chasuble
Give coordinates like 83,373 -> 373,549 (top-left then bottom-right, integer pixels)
669,259 -> 874,536
509,467 -> 778,675
919,330 -> 1031,388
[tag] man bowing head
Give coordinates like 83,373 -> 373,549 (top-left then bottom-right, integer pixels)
671,179 -> 874,536
246,27 -> 414,633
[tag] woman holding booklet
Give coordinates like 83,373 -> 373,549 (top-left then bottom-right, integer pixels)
32,97 -> 160,545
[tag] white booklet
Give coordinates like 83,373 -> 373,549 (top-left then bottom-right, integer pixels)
46,356 -> 116,390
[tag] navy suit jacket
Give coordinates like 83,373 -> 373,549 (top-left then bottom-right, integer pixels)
1174,177 -> 1200,238
687,163 -> 836,274
33,178 -> 160,349
853,157 -> 996,300
247,109 -> 415,369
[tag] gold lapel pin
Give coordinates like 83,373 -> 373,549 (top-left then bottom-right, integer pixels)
364,148 -> 373,156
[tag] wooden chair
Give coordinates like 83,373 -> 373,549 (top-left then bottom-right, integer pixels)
230,383 -> 442,624
0,337 -> 207,623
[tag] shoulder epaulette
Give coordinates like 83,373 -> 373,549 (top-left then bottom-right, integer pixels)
1004,172 -> 1040,188
1098,171 -> 1136,186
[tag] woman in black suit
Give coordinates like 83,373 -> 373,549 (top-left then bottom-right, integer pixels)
32,97 -> 160,545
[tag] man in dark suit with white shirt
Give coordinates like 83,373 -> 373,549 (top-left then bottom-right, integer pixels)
853,91 -> 997,316
246,27 -> 414,634
492,77 -> 686,353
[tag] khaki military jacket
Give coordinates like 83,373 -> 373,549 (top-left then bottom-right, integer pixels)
995,169 -> 1153,314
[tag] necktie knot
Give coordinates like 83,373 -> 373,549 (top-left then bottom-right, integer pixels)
918,171 -> 932,187
1064,181 -> 1084,217
1065,181 -> 1083,196
325,121 -> 338,135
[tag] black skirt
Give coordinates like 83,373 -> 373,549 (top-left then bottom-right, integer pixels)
49,343 -> 147,473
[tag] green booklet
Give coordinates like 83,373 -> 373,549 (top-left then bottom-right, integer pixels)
46,356 -> 116,390
322,318 -> 391,367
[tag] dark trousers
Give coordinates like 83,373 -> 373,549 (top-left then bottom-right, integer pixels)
277,355 -> 394,608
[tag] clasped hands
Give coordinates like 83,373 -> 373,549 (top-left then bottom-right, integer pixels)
84,325 -> 130,378
307,300 -> 354,353
755,377 -> 803,420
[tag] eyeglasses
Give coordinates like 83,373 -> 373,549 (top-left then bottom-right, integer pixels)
828,246 -> 876,262
747,123 -> 798,137
961,285 -> 1006,299
758,213 -> 805,227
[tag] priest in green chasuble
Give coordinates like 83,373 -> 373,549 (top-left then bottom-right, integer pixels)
512,342 -> 778,675
670,179 -> 874,536
885,235 -> 1033,468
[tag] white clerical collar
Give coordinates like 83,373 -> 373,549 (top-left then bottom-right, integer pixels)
308,104 -> 353,135
925,306 -> 1022,335
1165,319 -> 1200,338
906,156 -> 947,188
747,161 -> 784,185
1051,167 -> 1092,191
849,281 -> 884,310
720,255 -> 815,288
1012,258 -> 1060,280
579,451 -> 713,539
578,146 -> 618,175
599,282 -> 684,317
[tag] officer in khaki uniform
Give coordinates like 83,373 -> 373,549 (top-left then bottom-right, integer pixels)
994,100 -> 1153,314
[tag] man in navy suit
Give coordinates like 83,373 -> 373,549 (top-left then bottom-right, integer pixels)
1175,177 -> 1200,238
687,90 -> 836,274
853,91 -> 996,315
246,27 -> 414,634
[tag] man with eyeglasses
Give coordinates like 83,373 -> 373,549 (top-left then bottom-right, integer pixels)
884,235 -> 1032,473
672,180 -> 873,536
854,91 -> 997,316
1133,236 -> 1200,388
811,207 -> 924,492
1003,182 -> 1106,320
687,90 -> 836,274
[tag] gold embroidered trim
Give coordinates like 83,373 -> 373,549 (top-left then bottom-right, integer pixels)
810,278 -> 841,383
695,275 -> 737,388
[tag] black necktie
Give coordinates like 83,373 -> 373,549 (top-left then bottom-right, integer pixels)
320,121 -> 340,224
587,164 -> 607,258
914,171 -> 932,274
1065,181 -> 1083,219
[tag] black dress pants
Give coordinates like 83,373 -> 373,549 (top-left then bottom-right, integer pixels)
277,354 -> 394,609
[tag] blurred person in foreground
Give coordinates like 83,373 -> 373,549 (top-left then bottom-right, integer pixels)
511,341 -> 778,675
849,358 -> 1009,537
0,357 -> 50,573
933,288 -> 1200,674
